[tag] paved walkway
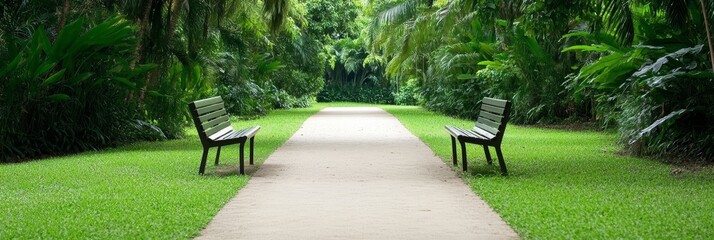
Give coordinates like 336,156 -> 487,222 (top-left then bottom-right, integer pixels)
197,107 -> 518,239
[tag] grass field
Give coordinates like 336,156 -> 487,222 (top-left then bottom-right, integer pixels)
2,103 -> 713,239
383,105 -> 714,239
0,105 -> 322,238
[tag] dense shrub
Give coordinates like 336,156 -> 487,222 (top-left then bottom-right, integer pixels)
317,85 -> 394,104
0,17 -> 155,162
393,79 -> 421,106
272,69 -> 324,100
613,46 -> 714,160
218,81 -> 271,117
422,73 -> 487,120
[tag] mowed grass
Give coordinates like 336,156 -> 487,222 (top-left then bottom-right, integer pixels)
383,105 -> 714,239
0,105 -> 322,239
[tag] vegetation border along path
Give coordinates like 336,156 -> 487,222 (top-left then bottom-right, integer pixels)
383,105 -> 714,239
0,105 -> 323,238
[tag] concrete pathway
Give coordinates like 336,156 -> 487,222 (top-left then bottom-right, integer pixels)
197,107 -> 518,239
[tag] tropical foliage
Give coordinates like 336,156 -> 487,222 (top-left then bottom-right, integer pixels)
365,0 -> 714,161
0,0 -> 324,161
1,0 -> 713,162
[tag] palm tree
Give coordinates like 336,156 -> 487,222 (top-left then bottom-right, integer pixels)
114,0 -> 293,102
599,0 -> 714,70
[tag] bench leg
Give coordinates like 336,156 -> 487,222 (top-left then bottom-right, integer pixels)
215,146 -> 221,165
239,142 -> 245,175
450,136 -> 457,166
199,147 -> 209,175
495,146 -> 508,176
460,140 -> 468,172
483,145 -> 493,165
250,137 -> 255,165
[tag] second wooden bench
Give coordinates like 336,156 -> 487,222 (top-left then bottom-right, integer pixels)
189,96 -> 260,175
445,97 -> 512,175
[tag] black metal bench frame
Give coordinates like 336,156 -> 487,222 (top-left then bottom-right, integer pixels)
189,96 -> 260,175
445,97 -> 512,175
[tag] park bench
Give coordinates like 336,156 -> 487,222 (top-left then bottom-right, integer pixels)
445,97 -> 512,175
189,96 -> 260,175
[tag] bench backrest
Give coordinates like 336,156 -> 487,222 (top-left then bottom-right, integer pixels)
188,96 -> 232,143
475,97 -> 512,142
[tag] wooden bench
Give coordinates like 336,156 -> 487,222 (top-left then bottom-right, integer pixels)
445,97 -> 512,175
189,96 -> 260,175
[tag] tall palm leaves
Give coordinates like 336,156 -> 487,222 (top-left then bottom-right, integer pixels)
598,0 -> 714,70
368,0 -> 438,81
263,0 -> 290,32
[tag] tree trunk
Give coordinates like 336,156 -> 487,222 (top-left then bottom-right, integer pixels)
56,0 -> 71,36
139,0 -> 184,103
126,0 -> 154,102
700,0 -> 714,71
131,0 -> 153,69
165,0 -> 183,50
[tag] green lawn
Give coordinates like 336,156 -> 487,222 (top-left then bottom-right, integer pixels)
0,105 -> 322,239
3,103 -> 713,239
383,105 -> 714,239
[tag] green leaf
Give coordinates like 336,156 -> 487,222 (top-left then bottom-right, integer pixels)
54,18 -> 84,58
562,45 -> 614,53
0,53 -> 22,78
457,74 -> 478,80
47,94 -> 71,101
33,63 -> 57,77
147,91 -> 170,98
630,109 -> 687,145
69,72 -> 93,85
111,77 -> 136,89
478,60 -> 503,68
42,69 -> 67,86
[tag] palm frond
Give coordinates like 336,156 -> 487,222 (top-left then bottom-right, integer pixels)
367,0 -> 434,44
263,0 -> 290,32
601,0 -> 635,45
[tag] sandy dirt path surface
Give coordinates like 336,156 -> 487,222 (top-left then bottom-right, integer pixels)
197,107 -> 518,240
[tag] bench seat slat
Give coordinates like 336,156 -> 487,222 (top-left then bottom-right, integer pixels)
205,121 -> 232,137
479,111 -> 503,122
445,125 -> 495,140
208,127 -> 233,140
483,97 -> 508,107
477,116 -> 500,130
213,130 -> 240,141
481,104 -> 505,115
210,126 -> 261,141
196,102 -> 225,115
475,122 -> 499,135
193,96 -> 223,108
202,115 -> 229,130
199,109 -> 227,122
465,128 -> 492,139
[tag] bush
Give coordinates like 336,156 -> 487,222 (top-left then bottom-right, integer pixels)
0,17 -> 155,162
273,70 -> 325,99
317,85 -> 395,104
422,70 -> 492,120
614,45 -> 714,160
393,79 -> 421,105
218,81 -> 272,117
